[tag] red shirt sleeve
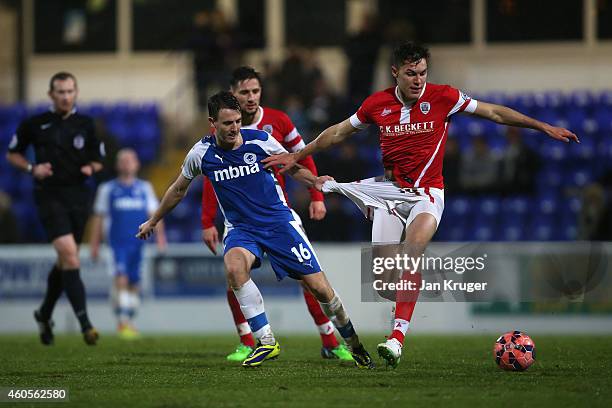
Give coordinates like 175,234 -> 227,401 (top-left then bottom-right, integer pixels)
201,176 -> 218,229
354,94 -> 376,125
276,111 -> 305,151
442,85 -> 473,117
296,155 -> 324,202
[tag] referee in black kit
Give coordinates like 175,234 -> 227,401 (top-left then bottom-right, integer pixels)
6,72 -> 102,346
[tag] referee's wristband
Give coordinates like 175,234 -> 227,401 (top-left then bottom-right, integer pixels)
26,163 -> 33,173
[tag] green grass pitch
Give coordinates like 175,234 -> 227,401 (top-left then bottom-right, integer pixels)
1,334 -> 610,407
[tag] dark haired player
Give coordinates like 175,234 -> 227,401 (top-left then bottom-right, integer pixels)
264,42 -> 578,368
200,67 -> 352,362
138,91 -> 373,368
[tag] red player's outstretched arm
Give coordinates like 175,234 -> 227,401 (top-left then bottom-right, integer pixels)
472,101 -> 579,143
263,119 -> 359,173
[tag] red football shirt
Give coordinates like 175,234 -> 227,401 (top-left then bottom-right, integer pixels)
201,106 -> 323,228
351,83 -> 477,189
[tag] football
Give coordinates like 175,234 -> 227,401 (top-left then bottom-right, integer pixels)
493,331 -> 536,371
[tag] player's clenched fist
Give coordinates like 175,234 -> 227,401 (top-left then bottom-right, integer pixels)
136,219 -> 156,240
313,175 -> 334,192
32,162 -> 53,180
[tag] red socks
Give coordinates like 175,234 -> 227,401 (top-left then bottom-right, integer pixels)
303,289 -> 339,349
389,272 -> 421,345
226,289 -> 255,347
227,287 -> 340,349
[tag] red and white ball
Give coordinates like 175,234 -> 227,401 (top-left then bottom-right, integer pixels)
493,331 -> 536,371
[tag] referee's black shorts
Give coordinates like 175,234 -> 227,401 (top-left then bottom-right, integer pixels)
34,186 -> 91,244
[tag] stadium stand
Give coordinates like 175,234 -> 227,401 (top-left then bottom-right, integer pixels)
1,90 -> 611,243
0,103 -> 162,242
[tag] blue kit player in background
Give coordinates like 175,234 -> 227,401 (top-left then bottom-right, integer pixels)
90,148 -> 166,339
137,91 -> 373,368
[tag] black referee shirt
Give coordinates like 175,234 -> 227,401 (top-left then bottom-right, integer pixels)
8,109 -> 104,188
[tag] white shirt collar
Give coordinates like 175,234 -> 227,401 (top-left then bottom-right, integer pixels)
395,83 -> 427,106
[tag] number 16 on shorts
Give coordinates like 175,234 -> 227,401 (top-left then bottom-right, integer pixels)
290,243 -> 311,263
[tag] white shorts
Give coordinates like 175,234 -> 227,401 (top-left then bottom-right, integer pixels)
322,177 -> 445,244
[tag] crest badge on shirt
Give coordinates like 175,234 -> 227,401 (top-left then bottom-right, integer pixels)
73,134 -> 85,150
420,102 -> 431,114
243,152 -> 257,165
263,124 -> 273,135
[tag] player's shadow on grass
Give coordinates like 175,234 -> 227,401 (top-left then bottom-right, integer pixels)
100,351 -> 224,368
290,359 -> 361,370
126,351 -> 220,359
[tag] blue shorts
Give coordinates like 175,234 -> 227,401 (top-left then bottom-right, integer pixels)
223,220 -> 322,280
111,244 -> 144,285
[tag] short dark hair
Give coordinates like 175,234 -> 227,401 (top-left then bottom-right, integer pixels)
230,66 -> 262,88
49,72 -> 77,91
391,42 -> 430,68
208,91 -> 241,120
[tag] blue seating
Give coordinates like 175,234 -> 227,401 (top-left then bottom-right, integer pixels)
539,139 -> 569,161
598,90 -> 612,106
569,135 -> 595,159
566,168 -> 593,187
501,197 -> 530,217
82,103 -> 107,118
497,197 -> 530,241
529,219 -> 558,241
477,197 -> 500,220
448,196 -> 472,219
534,193 -> 558,218
567,90 -> 595,110
1,101 -> 163,242
165,225 -> 187,243
542,90 -> 566,111
2,90 -> 611,243
498,220 -> 525,241
471,217 -> 496,241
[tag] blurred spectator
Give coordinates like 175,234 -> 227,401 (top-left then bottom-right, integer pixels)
259,59 -> 282,108
577,183 -> 611,240
93,118 -> 120,183
499,127 -> 540,195
278,47 -> 324,105
459,135 -> 499,194
307,78 -> 345,136
344,13 -> 381,102
0,190 -> 20,243
284,95 -> 311,136
188,10 -> 238,110
335,144 -> 367,182
313,143 -> 369,183
277,47 -> 306,102
443,137 -> 462,194
384,19 -> 417,47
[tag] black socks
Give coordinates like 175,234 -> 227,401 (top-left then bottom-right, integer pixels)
39,265 -> 63,321
61,269 -> 92,332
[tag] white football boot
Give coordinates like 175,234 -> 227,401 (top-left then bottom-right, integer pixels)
377,337 -> 402,368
